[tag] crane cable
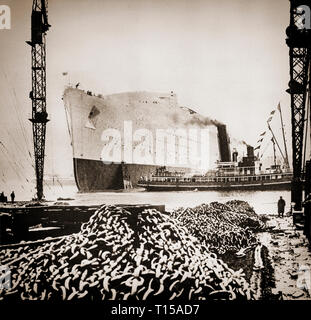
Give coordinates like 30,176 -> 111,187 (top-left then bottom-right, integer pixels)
0,71 -> 34,191
0,69 -> 34,185
0,68 -> 56,195
0,68 -> 33,159
0,141 -> 28,188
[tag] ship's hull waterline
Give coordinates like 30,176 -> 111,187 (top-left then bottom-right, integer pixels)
137,180 -> 292,191
73,158 -> 194,192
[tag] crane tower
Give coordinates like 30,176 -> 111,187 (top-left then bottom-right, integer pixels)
27,0 -> 51,200
286,0 -> 311,217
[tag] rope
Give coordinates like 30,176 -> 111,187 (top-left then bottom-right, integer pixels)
0,141 -> 28,183
0,68 -> 32,158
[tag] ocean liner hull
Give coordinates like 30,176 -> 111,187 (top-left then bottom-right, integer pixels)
64,88 -> 232,192
73,158 -> 193,191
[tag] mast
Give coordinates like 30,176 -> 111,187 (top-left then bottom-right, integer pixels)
271,137 -> 277,167
267,121 -> 286,162
278,103 -> 290,169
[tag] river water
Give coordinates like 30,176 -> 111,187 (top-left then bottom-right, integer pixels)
40,183 -> 291,215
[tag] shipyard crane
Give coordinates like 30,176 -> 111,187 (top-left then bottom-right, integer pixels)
26,0 -> 51,200
286,0 -> 311,232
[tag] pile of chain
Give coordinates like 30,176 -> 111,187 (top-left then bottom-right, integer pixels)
0,205 -> 256,301
171,201 -> 265,255
225,200 -> 257,216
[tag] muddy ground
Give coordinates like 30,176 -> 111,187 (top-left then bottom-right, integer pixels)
259,215 -> 311,300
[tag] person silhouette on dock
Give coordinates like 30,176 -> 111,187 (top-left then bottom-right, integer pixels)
0,192 -> 7,203
278,196 -> 286,217
10,191 -> 15,204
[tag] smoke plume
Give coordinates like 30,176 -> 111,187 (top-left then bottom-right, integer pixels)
185,115 -> 224,128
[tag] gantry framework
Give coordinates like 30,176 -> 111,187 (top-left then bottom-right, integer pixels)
27,0 -> 50,200
286,0 -> 311,213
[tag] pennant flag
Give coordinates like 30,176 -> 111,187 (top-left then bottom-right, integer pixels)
270,110 -> 276,115
257,138 -> 264,143
254,146 -> 260,150
260,131 -> 266,136
267,116 -> 273,123
277,102 -> 281,111
62,72 -> 68,76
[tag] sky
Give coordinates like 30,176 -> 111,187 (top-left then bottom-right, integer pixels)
0,0 -> 292,196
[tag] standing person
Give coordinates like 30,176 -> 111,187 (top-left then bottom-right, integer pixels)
10,191 -> 15,204
278,196 -> 286,217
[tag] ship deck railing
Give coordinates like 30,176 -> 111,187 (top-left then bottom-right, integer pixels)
140,172 -> 292,184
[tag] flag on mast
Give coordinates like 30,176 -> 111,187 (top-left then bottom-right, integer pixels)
277,102 -> 281,111
270,110 -> 276,115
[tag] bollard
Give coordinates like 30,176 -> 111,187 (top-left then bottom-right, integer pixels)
0,213 -> 10,244
11,213 -> 29,241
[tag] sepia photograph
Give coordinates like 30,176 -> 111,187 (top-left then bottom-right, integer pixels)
0,0 -> 311,311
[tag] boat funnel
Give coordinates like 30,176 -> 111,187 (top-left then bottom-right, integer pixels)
247,145 -> 254,158
232,149 -> 238,162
